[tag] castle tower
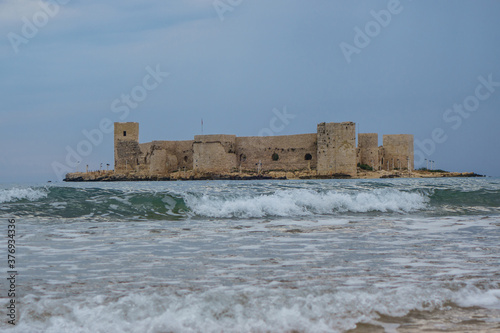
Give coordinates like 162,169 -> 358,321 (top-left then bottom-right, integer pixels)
382,134 -> 414,171
358,133 -> 379,170
114,122 -> 140,173
316,122 -> 356,176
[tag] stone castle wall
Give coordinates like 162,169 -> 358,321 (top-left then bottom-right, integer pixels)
113,122 -> 413,176
193,135 -> 237,173
139,140 -> 194,175
236,134 -> 317,173
317,122 -> 357,176
358,133 -> 379,170
114,122 -> 140,173
382,134 -> 414,171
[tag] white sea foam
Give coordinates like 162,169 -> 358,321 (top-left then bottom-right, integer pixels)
0,187 -> 47,203
7,284 -> 499,333
455,288 -> 500,309
186,189 -> 428,218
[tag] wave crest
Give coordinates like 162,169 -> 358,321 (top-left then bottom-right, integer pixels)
0,187 -> 48,204
187,189 -> 428,218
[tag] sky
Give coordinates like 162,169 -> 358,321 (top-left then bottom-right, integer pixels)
1,0 -> 499,182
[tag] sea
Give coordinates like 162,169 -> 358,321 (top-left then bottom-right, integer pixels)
1,177 -> 500,333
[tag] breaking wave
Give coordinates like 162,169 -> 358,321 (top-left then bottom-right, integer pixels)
2,180 -> 500,220
8,284 -> 500,333
0,187 -> 48,204
186,189 -> 428,218
1,186 -> 428,220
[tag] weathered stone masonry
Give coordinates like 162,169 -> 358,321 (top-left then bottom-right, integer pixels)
114,122 -> 414,176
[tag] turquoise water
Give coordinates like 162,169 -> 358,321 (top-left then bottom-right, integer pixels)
1,178 -> 500,332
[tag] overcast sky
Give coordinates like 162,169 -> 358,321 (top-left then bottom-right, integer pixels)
1,0 -> 499,182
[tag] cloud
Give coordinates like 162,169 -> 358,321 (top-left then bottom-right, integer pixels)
0,0 -> 41,26
1,0 -> 216,54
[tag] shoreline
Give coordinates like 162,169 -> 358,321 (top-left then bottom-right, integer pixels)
63,169 -> 485,182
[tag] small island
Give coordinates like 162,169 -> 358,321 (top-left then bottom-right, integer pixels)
64,122 -> 483,181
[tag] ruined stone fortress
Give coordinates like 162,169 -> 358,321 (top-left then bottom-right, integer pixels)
113,122 -> 414,178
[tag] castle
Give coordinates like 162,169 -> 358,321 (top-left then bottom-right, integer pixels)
113,122 -> 414,178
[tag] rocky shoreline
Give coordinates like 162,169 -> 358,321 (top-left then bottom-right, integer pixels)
64,169 -> 485,182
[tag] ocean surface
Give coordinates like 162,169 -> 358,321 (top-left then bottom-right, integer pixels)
1,177 -> 500,332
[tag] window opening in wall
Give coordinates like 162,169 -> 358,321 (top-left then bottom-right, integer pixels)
184,156 -> 188,163
305,153 -> 312,161
123,131 -> 127,137
272,153 -> 279,161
